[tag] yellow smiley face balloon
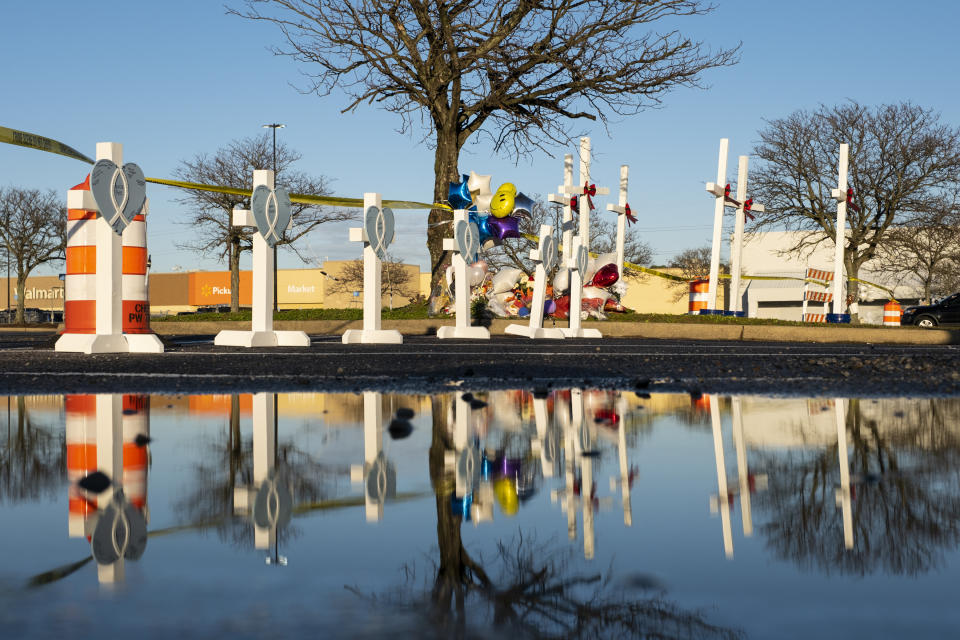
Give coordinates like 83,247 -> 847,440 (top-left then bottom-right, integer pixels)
489,183 -> 517,218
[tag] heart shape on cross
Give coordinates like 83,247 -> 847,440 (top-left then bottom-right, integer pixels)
575,243 -> 589,276
251,185 -> 292,248
90,160 -> 147,235
364,205 -> 395,260
539,233 -> 558,274
455,219 -> 480,265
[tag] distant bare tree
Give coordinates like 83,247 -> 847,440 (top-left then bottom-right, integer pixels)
327,252 -> 415,309
174,134 -> 353,311
668,246 -> 717,301
874,192 -> 960,303
750,102 -> 960,322
0,187 -> 65,324
230,0 -> 738,309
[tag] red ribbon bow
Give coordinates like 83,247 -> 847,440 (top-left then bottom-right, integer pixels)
582,183 -> 597,210
743,198 -> 755,222
570,195 -> 579,210
624,203 -> 637,225
846,187 -> 861,213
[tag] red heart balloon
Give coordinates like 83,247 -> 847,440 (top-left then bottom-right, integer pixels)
589,263 -> 619,288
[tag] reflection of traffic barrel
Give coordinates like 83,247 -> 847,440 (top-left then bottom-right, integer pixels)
691,392 -> 710,414
883,300 -> 902,327
688,279 -> 709,314
66,395 -> 97,537
65,394 -> 150,537
63,175 -> 153,335
122,395 -> 149,515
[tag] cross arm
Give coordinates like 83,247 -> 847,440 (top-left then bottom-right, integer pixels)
232,208 -> 254,227
606,203 -> 627,215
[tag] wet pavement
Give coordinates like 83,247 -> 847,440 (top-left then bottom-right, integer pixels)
2,389 -> 959,639
0,333 -> 956,396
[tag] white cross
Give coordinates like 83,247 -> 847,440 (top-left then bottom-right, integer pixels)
214,170 -> 310,347
605,165 -> 630,282
548,153 -> 576,264
727,156 -> 764,315
504,223 -> 565,339
438,209 -> 490,339
557,138 -> 610,253
560,236 -> 602,338
704,142 -> 764,314
829,144 -> 850,318
342,192 -> 403,344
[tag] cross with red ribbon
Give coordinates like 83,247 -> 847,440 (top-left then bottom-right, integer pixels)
714,182 -> 763,221
624,203 -> 637,225
582,182 -> 597,210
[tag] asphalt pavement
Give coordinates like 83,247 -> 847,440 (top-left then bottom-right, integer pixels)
0,332 -> 955,396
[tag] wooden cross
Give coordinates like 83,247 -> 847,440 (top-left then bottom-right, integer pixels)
548,153 -> 576,264
829,144 -> 851,319
605,165 -> 632,282
727,156 -> 764,315
558,138 -> 609,253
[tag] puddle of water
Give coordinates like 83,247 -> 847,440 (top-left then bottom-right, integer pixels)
0,391 -> 958,639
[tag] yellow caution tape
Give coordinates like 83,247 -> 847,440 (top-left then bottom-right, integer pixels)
0,125 -> 94,164
1,125 -> 451,210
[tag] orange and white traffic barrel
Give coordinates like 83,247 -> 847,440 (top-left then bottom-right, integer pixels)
688,279 -> 709,314
883,300 -> 902,326
64,175 -> 153,335
66,394 -> 97,537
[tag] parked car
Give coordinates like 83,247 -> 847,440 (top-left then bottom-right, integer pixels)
901,293 -> 960,327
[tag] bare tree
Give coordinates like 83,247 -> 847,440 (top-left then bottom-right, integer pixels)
0,187 -> 65,324
326,252 -> 416,309
750,102 -> 960,322
229,0 -> 738,309
174,133 -> 353,311
874,193 -> 960,304
667,246 -> 717,301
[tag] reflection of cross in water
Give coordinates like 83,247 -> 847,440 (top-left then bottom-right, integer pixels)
834,398 -> 854,550
548,389 -> 612,561
707,396 -> 768,559
233,393 -> 287,565
350,391 -> 395,522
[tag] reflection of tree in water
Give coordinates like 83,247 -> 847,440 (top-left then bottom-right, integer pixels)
752,398 -> 960,576
354,394 -> 740,639
174,396 -> 342,548
0,397 -> 65,503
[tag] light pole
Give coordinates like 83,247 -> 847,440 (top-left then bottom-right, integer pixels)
263,123 -> 285,313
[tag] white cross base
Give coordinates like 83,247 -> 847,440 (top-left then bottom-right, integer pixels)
505,224 -> 565,339
560,236 -> 601,339
56,142 -> 163,354
437,209 -> 490,340
215,170 -> 310,348
342,192 -> 403,344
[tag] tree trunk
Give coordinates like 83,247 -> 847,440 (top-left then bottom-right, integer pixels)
230,234 -> 241,313
14,273 -> 26,324
923,281 -> 931,305
427,133 -> 461,314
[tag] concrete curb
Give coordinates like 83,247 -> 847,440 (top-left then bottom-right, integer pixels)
149,319 -> 960,345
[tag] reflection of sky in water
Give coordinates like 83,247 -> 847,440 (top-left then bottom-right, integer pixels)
0,393 -> 959,638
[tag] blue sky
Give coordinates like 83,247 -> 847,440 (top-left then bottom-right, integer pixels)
2,0 -> 958,275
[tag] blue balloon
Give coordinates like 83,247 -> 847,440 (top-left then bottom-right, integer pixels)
448,174 -> 473,210
518,307 -> 530,317
476,213 -> 494,243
